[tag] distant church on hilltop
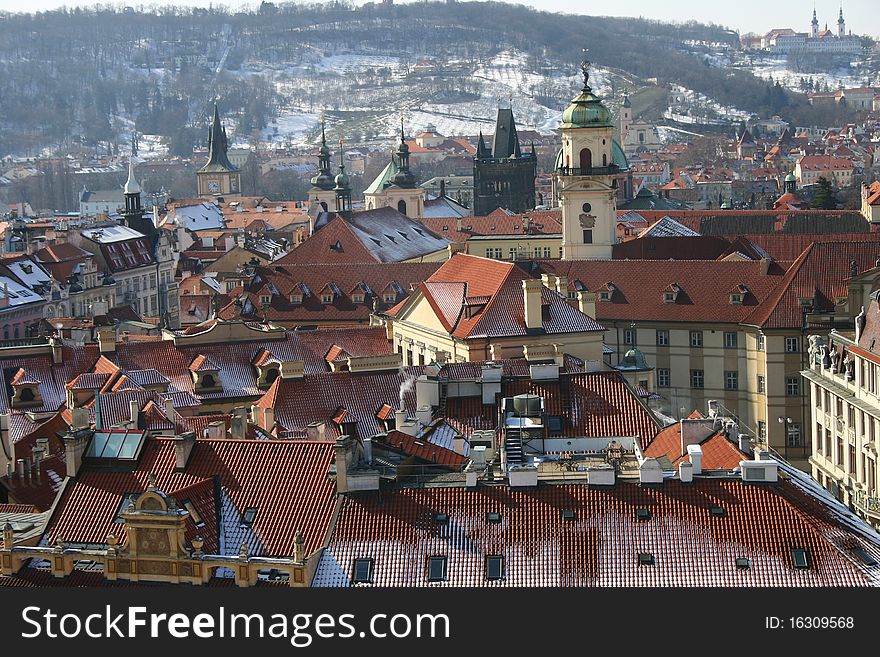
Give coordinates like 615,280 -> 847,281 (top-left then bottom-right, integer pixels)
762,7 -> 862,54
472,109 -> 537,216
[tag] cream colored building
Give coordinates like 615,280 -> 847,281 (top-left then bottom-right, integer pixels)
803,299 -> 880,529
381,254 -> 606,368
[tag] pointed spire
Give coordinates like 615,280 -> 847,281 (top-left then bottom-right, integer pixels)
124,159 -> 141,195
201,101 -> 236,172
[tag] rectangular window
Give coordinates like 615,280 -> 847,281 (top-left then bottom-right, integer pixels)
849,444 -> 857,475
486,555 -> 504,581
427,556 -> 447,582
725,371 -> 738,390
656,330 -> 669,346
785,376 -> 800,396
543,247 -> 551,258
785,336 -> 800,353
657,368 -> 670,388
352,558 -> 374,584
787,423 -> 801,447
582,229 -> 593,244
758,420 -> 766,440
757,375 -> 766,394
836,435 -> 844,465
690,369 -> 704,389
757,334 -> 765,352
724,331 -> 738,349
623,329 -> 635,345
689,331 -> 703,348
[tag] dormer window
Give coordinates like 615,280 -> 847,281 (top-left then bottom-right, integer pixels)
664,283 -> 681,303
259,295 -> 271,305
189,354 -> 222,393
730,293 -> 742,304
321,293 -> 334,304
799,298 -> 813,308
290,294 -> 302,304
663,291 -> 676,303
383,293 -> 396,303
599,291 -> 611,301
352,294 -> 364,304
10,368 -> 42,409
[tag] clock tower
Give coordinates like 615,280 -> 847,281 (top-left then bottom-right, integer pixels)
557,57 -> 621,260
197,103 -> 242,198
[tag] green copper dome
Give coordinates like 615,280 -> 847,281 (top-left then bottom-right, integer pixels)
561,87 -> 613,128
784,173 -> 796,182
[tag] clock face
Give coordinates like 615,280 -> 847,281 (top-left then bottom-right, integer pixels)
207,180 -> 220,193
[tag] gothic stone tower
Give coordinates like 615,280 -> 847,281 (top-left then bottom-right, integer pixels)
472,109 -> 537,216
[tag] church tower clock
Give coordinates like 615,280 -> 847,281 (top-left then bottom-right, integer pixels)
197,103 -> 242,198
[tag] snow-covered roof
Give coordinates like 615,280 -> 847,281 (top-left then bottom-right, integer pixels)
170,202 -> 226,232
80,224 -> 147,244
642,217 -> 702,238
0,276 -> 43,307
6,258 -> 52,289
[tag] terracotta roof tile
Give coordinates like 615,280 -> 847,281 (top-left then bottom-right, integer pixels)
314,479 -> 878,586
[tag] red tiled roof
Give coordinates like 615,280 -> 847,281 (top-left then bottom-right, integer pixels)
45,437 -> 338,558
398,254 -> 603,340
376,430 -> 469,468
537,259 -> 784,325
10,368 -> 41,385
420,211 -> 562,243
645,423 -> 746,469
743,242 -> 880,329
0,503 -> 38,513
315,479 -> 878,586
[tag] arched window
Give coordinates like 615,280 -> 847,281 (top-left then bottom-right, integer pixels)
579,148 -> 592,171
397,200 -> 407,215
602,153 -> 607,166
201,374 -> 216,389
20,388 -> 35,403
265,368 -> 280,385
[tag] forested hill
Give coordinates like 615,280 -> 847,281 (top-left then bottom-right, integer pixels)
0,2 -> 849,158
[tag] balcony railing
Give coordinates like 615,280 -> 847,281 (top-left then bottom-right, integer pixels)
557,165 -> 620,177
855,489 -> 880,517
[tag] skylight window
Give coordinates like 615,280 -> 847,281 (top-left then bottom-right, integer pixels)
709,505 -> 726,518
486,512 -> 502,524
735,557 -> 751,570
637,553 -> 655,566
240,507 -> 258,527
791,548 -> 810,569
183,500 -> 204,527
486,555 -> 504,581
352,558 -> 374,584
636,508 -> 651,521
850,547 -> 878,567
427,556 -> 447,582
561,509 -> 576,522
433,512 -> 449,525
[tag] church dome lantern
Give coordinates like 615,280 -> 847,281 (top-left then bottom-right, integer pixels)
561,61 -> 613,129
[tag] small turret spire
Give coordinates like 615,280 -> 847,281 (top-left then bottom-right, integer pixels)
124,158 -> 141,195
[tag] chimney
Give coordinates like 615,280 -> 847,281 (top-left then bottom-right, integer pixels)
576,290 -> 597,318
447,242 -> 466,257
164,396 -> 177,423
97,330 -> 115,354
250,404 -> 261,425
759,257 -> 771,275
63,428 -> 92,476
293,530 -> 305,563
50,336 -> 63,365
679,461 -> 693,483
687,444 -> 703,475
16,458 -> 26,480
415,405 -> 432,428
174,432 -> 196,471
540,273 -> 556,289
455,217 -> 463,232
554,275 -> 568,297
522,279 -> 543,329
31,451 -> 41,484
129,399 -> 140,425
470,445 -> 487,469
856,305 -> 866,343
738,433 -> 752,455
231,407 -> 247,440
362,436 -> 373,465
395,408 -> 408,432
452,435 -> 467,456
204,421 -> 225,440
262,406 -> 274,433
639,458 -> 663,484
70,407 -> 89,430
333,435 -> 354,494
